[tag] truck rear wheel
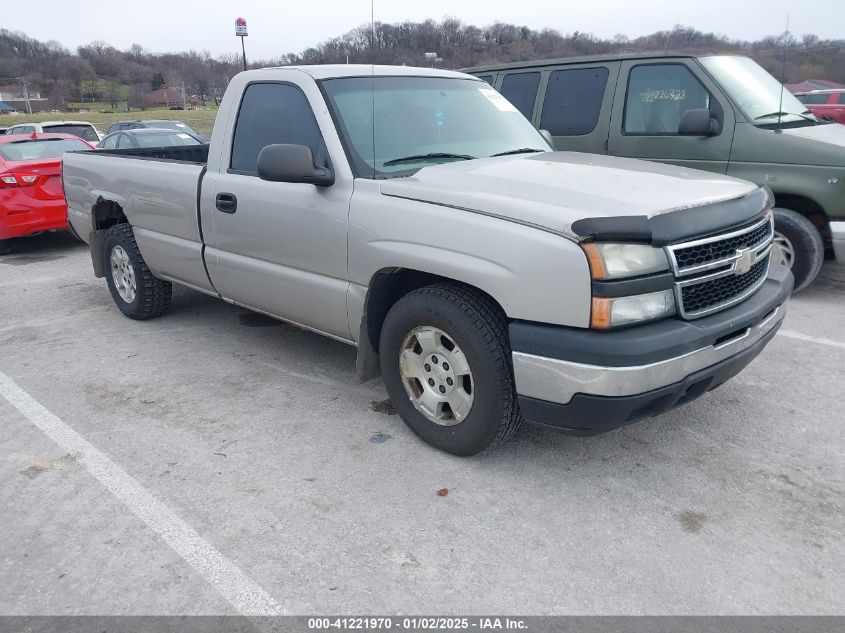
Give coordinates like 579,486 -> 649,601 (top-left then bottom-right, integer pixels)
379,283 -> 522,456
772,207 -> 824,292
103,223 -> 172,320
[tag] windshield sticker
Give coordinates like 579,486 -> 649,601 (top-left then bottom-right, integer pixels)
479,88 -> 519,112
641,88 -> 687,103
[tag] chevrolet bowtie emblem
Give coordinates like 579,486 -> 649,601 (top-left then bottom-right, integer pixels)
734,248 -> 757,275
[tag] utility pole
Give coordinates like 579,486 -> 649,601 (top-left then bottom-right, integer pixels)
20,78 -> 32,115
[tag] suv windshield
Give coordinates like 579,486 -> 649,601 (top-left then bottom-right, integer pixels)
700,56 -> 815,127
321,76 -> 550,178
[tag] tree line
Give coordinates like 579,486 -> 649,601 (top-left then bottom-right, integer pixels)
1,20 -> 843,110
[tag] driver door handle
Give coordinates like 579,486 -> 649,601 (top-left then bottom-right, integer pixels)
216,193 -> 237,214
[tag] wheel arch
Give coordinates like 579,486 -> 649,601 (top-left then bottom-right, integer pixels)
90,198 -> 129,278
772,192 -> 831,246
354,267 -> 508,383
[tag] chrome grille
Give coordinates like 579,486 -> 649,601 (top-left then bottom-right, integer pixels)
666,213 -> 774,319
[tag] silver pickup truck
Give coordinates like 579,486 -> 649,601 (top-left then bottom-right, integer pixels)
63,65 -> 793,456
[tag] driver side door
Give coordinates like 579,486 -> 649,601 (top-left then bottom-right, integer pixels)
608,59 -> 735,174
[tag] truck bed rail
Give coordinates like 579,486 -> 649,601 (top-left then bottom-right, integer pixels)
81,144 -> 210,164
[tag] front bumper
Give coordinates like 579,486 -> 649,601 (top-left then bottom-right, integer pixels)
511,264 -> 793,435
831,221 -> 845,263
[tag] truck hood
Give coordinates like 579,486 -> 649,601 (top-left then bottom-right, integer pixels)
379,152 -> 759,239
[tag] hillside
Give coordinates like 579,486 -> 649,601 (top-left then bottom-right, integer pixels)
1,20 -> 843,111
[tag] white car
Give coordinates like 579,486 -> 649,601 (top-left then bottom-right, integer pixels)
3,120 -> 102,142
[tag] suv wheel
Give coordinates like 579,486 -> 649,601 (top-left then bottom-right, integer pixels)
772,208 -> 824,292
380,283 -> 522,456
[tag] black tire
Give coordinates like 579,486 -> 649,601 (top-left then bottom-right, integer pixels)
0,239 -> 11,256
379,283 -> 522,456
103,223 -> 172,320
773,207 -> 824,292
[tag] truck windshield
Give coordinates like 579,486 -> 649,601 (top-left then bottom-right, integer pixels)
321,76 -> 551,178
699,56 -> 815,127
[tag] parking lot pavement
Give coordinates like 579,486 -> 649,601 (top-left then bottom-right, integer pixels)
1,232 -> 843,616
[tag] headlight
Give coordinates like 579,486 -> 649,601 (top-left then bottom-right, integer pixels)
591,290 -> 676,329
582,242 -> 670,279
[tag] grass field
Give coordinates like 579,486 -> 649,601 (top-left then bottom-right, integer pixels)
0,108 -> 220,136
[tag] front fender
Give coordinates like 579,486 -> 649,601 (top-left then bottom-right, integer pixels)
348,188 -> 592,330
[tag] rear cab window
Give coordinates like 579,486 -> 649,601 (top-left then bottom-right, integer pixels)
499,72 -> 541,120
624,64 -> 712,135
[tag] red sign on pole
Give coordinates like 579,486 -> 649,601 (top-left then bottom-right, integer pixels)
235,17 -> 248,37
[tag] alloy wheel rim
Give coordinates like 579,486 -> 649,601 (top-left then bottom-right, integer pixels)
399,326 -> 474,426
772,231 -> 796,269
110,245 -> 137,303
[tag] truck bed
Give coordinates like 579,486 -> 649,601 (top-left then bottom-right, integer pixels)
92,144 -> 210,163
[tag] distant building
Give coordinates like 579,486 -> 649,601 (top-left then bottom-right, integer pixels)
0,84 -> 50,112
145,85 -> 201,109
0,83 -> 42,101
786,79 -> 845,93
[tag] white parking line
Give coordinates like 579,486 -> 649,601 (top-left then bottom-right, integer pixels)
779,329 -> 845,351
0,369 -> 287,616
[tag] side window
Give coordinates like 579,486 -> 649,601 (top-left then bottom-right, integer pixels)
477,75 -> 494,86
499,72 -> 541,120
798,93 -> 828,105
624,64 -> 711,135
100,135 -> 118,149
230,82 -> 325,174
116,134 -> 133,149
837,94 -> 845,105
540,67 -> 609,136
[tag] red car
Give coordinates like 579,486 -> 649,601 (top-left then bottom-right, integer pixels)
796,89 -> 845,124
0,133 -> 94,255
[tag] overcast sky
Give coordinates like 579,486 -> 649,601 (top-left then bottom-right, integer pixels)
4,0 -> 844,59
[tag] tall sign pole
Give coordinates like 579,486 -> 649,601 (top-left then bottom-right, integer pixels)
235,17 -> 248,71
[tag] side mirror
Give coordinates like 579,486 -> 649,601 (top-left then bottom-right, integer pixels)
678,109 -> 721,136
538,129 -> 554,146
257,144 -> 334,187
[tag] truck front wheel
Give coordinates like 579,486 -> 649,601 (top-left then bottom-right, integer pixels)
103,223 -> 172,320
379,283 -> 522,456
772,207 -> 824,292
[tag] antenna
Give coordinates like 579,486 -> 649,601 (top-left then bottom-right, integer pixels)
371,0 -> 376,179
777,14 -> 790,131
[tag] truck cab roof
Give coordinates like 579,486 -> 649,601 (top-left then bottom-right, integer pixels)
463,51 -> 728,73
258,64 -> 474,81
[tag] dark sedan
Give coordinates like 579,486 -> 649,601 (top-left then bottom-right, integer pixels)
98,128 -> 204,150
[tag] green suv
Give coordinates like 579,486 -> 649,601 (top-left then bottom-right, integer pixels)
466,53 -> 845,290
